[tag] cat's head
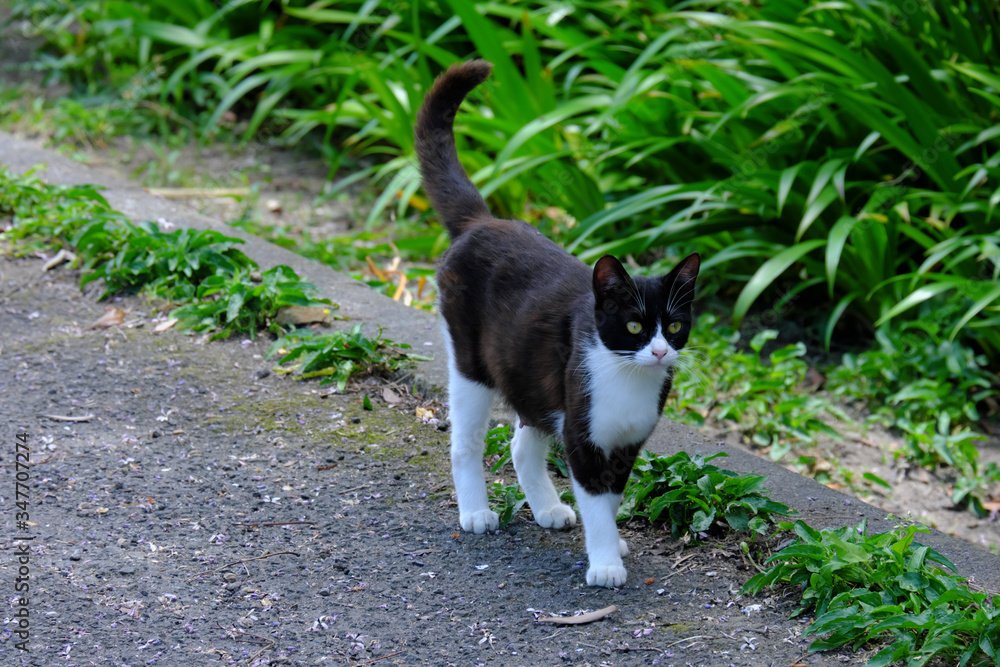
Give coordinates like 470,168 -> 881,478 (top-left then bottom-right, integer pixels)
592,253 -> 700,368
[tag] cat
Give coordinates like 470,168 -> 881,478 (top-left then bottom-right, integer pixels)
414,60 -> 700,587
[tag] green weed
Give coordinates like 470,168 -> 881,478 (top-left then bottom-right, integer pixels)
670,314 -> 846,461
76,219 -> 256,300
828,321 -> 999,513
618,451 -> 796,540
265,324 -> 412,392
482,423 -> 569,479
0,167 -> 111,254
489,482 -> 527,531
483,424 -> 514,474
170,265 -> 331,340
743,519 -> 1000,665
228,216 -> 445,310
487,438 -> 800,539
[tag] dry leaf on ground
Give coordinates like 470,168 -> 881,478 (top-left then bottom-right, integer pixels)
275,306 -> 334,326
43,248 -> 76,271
153,318 -> 178,333
536,605 -> 618,625
84,308 -> 126,331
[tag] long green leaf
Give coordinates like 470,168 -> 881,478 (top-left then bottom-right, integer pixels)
734,240 -> 825,324
825,216 -> 860,295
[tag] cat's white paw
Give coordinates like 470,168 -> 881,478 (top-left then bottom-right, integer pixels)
534,504 -> 577,530
587,564 -> 627,588
619,538 -> 629,557
459,509 -> 499,534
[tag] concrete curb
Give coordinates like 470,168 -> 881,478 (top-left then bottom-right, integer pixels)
3,129 -> 998,591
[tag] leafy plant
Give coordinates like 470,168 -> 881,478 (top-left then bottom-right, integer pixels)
265,324 -> 411,392
830,323 -> 996,430
828,321 -> 999,513
480,424 -> 574,528
484,424 -> 514,473
482,423 -> 569,478
0,166 -> 112,255
743,519 -> 1000,666
669,314 -> 846,461
618,451 -> 796,540
168,265 -> 329,340
77,219 -> 256,300
489,482 -> 526,531
2,165 -> 340,343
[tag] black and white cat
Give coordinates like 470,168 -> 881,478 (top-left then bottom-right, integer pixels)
414,60 -> 699,587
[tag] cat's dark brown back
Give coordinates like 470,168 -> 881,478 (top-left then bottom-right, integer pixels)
414,60 -> 493,237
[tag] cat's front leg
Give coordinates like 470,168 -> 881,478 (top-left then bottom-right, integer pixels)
565,436 -> 639,587
572,478 -> 628,587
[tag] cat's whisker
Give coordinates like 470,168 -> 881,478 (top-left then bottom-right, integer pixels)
584,352 -> 632,386
623,279 -> 646,317
676,346 -> 710,366
675,347 -> 713,364
673,357 -> 707,381
672,353 -> 715,395
665,281 -> 695,314
664,268 -> 690,313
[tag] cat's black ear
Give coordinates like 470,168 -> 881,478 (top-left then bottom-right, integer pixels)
670,253 -> 700,284
661,252 -> 700,304
593,255 -> 632,305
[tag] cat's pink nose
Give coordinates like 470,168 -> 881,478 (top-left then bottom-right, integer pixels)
651,349 -> 667,362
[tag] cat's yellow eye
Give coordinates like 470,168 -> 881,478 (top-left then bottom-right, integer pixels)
626,321 -> 643,334
667,321 -> 682,334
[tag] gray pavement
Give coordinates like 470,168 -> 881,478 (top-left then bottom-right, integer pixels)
3,129 -> 998,592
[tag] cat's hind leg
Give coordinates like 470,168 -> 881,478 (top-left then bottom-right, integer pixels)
448,369 -> 498,534
511,421 -> 576,530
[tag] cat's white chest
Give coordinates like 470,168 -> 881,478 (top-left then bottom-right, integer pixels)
583,342 -> 669,452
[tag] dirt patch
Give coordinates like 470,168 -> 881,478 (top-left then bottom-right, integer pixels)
708,412 -> 1000,555
0,256 -> 876,665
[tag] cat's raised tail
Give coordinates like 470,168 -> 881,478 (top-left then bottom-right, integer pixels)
414,60 -> 493,238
